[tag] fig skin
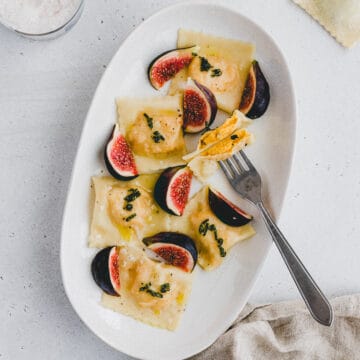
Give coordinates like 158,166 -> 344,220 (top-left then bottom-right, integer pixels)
91,247 -> 119,296
154,166 -> 192,216
183,78 -> 217,133
143,232 -> 198,272
148,46 -> 198,90
104,125 -> 138,181
208,188 -> 253,227
239,60 -> 270,119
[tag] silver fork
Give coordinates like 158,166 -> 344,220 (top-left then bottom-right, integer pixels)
220,150 -> 333,326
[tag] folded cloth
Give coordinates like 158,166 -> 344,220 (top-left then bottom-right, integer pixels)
190,294 -> 360,360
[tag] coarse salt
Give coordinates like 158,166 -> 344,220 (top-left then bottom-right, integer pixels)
0,0 -> 82,35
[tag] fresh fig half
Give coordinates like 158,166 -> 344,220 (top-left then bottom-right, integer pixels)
104,124 -> 138,180
239,60 -> 270,119
183,78 -> 217,133
148,45 -> 199,90
208,188 -> 253,227
143,232 -> 198,272
154,166 -> 192,216
91,247 -> 120,296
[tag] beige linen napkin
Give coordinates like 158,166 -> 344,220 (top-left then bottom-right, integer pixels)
190,294 -> 360,360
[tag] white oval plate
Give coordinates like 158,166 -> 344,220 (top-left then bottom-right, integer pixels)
61,2 -> 296,359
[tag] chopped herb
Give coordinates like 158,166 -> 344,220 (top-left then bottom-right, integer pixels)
139,282 -> 151,292
208,224 -> 216,231
199,219 -> 209,236
139,282 -> 162,297
125,213 -> 136,222
199,218 -> 227,257
211,68 -> 222,77
147,289 -> 163,298
152,130 -> 165,143
124,188 -> 141,202
231,134 -> 239,140
219,247 -> 227,257
200,56 -> 212,72
160,283 -> 170,293
123,203 -> 133,211
143,113 -> 153,129
139,282 -> 170,298
191,52 -> 198,57
123,189 -> 140,215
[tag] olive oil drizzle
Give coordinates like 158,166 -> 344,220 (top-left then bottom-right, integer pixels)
199,219 -> 226,257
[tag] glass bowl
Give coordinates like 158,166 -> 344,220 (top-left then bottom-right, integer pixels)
0,0 -> 84,40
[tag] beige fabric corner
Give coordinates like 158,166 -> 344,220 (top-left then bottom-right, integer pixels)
190,294 -> 360,359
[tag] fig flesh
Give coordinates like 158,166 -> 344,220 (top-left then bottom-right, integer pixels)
208,188 -> 253,227
148,46 -> 199,90
143,232 -> 198,272
104,124 -> 138,180
154,166 -> 192,216
183,78 -> 217,133
91,247 -> 120,296
239,60 -> 270,119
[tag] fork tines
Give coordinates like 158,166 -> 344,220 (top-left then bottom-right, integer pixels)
219,150 -> 253,178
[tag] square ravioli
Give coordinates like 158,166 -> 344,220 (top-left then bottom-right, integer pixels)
169,29 -> 255,113
293,0 -> 360,48
101,245 -> 193,331
89,175 -> 172,248
170,187 -> 256,271
116,95 -> 187,173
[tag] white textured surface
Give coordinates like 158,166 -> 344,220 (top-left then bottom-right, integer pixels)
1,0 -> 359,359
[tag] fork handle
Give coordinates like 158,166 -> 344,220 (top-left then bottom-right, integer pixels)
257,201 -> 333,326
